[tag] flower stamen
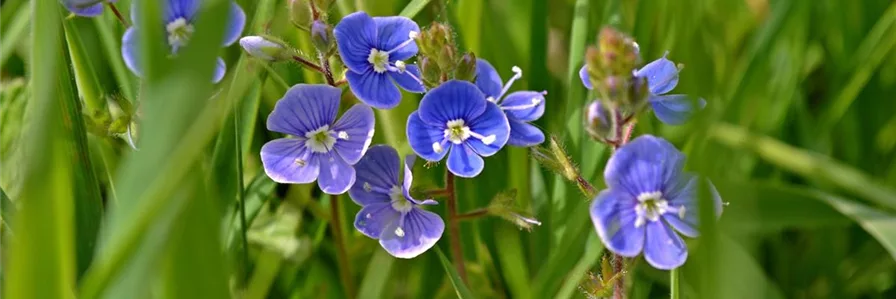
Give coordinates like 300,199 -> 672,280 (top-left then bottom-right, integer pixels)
384,31 -> 419,55
166,17 -> 194,50
500,96 -> 543,111
497,66 -> 523,100
368,49 -> 390,73
304,125 -> 337,153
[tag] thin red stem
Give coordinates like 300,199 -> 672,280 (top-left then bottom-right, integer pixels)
319,54 -> 336,86
107,3 -> 129,27
329,194 -> 356,299
454,208 -> 488,221
445,172 -> 468,282
423,189 -> 451,198
292,55 -> 325,73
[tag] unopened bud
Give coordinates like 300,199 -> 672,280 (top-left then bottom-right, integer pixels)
288,0 -> 312,30
455,52 -> 477,82
437,46 -> 456,72
419,57 -> 442,87
240,36 -> 293,61
311,20 -> 333,54
585,100 -> 614,142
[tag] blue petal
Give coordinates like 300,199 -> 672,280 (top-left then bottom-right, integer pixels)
332,104 -> 375,164
379,208 -> 445,259
507,119 -> 544,147
165,0 -> 201,21
389,64 -> 425,93
121,28 -> 142,78
406,112 -> 449,162
662,173 -> 723,238
260,138 -> 320,184
373,16 -> 420,61
418,80 -> 487,126
334,12 -> 377,73
465,101 -> 509,157
222,1 -> 246,46
354,202 -> 400,239
649,94 -> 705,125
604,135 -> 685,196
212,57 -> 226,83
65,2 -> 104,17
267,84 -> 341,135
579,65 -> 593,90
349,145 -> 399,206
643,221 -> 687,270
346,70 -> 401,109
635,54 -> 679,95
317,152 -> 356,195
474,59 -> 503,98
590,189 -> 643,257
447,145 -> 484,178
500,91 -> 545,122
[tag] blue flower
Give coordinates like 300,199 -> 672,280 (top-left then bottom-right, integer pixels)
349,145 -> 444,259
474,59 -> 546,147
406,80 -> 510,178
61,0 -> 116,17
579,53 -> 705,125
590,135 -> 722,270
334,12 -> 426,109
261,84 -> 375,195
122,0 -> 246,83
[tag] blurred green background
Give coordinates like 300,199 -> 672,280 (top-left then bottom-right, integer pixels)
2,0 -> 896,298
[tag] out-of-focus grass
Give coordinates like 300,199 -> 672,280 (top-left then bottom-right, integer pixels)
2,0 -> 896,298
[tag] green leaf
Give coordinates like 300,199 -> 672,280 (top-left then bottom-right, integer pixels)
0,3 -> 29,70
399,0 -> 433,18
435,246 -> 476,299
357,250 -> 395,299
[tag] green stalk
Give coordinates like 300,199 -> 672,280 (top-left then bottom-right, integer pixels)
670,268 -> 680,299
329,194 -> 356,298
63,18 -> 107,122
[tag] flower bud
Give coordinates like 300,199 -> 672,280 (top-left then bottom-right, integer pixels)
585,100 -> 614,142
310,20 -> 333,54
455,52 -> 477,82
239,36 -> 293,61
288,0 -> 312,30
437,46 -> 457,73
419,57 -> 442,87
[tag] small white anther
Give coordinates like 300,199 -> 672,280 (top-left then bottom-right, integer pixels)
366,213 -> 372,219
678,206 -> 687,219
480,135 -> 496,145
363,182 -> 372,192
432,142 -> 444,153
486,96 -> 497,103
337,131 -> 349,140
394,60 -> 407,72
511,66 -> 522,75
408,31 -> 418,39
294,158 -> 306,166
395,227 -> 405,237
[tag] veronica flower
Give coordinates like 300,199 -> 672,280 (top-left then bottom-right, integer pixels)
407,80 -> 510,178
474,59 -> 546,147
579,53 -> 705,125
122,0 -> 246,83
334,12 -> 426,109
590,135 -> 722,270
349,145 -> 444,258
261,84 -> 375,195
61,0 -> 116,17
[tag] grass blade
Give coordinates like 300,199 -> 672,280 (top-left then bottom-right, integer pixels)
399,0 -> 433,18
435,246 -> 476,299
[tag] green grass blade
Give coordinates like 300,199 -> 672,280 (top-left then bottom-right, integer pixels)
435,246 -> 476,299
0,4 -> 29,70
399,0 -> 433,18
357,250 -> 395,299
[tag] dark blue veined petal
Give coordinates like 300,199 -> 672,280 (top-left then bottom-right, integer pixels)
222,1 -> 245,46
389,64 -> 425,93
406,112 -> 449,162
636,54 -> 679,95
465,101 -> 509,157
260,138 -> 320,184
331,104 -> 375,164
212,57 -> 226,83
346,70 -> 401,109
165,0 -> 201,22
475,59 -> 503,99
354,202 -> 401,239
643,221 -> 687,270
349,145 -> 399,206
373,16 -> 419,61
418,80 -> 487,126
334,12 -> 377,73
507,119 -> 545,147
447,144 -> 484,178
604,135 -> 685,196
379,208 -> 445,259
121,27 -> 143,78
662,173 -> 723,238
590,189 -> 644,257
649,94 -> 705,125
317,152 -> 356,195
64,1 -> 104,17
267,84 -> 341,136
501,91 -> 545,122
579,65 -> 593,90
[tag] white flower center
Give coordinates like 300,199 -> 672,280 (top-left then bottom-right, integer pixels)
389,185 -> 413,213
304,125 -> 337,153
367,49 -> 389,73
441,119 -> 496,146
166,18 -> 194,49
633,191 -> 686,228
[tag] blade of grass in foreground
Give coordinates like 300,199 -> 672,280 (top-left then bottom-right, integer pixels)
399,0 -> 433,18
4,2 -> 76,299
435,247 -> 476,299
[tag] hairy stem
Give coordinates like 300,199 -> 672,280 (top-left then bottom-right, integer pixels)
329,194 -> 355,298
454,208 -> 489,221
609,111 -> 634,299
445,172 -> 468,282
319,54 -> 336,86
291,55 -> 325,73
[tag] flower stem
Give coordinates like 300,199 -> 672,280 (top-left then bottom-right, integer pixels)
454,208 -> 488,221
445,172 -> 468,282
234,85 -> 250,285
319,54 -> 337,86
107,3 -> 129,27
328,194 -> 356,299
291,55 -> 325,73
613,254 -> 625,299
423,188 -> 451,198
609,111 -> 634,299
670,267 -> 680,299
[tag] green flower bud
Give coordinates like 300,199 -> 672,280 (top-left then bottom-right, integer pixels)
288,0 -> 312,30
455,52 -> 477,82
239,36 -> 294,61
310,20 -> 333,54
419,57 -> 442,87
